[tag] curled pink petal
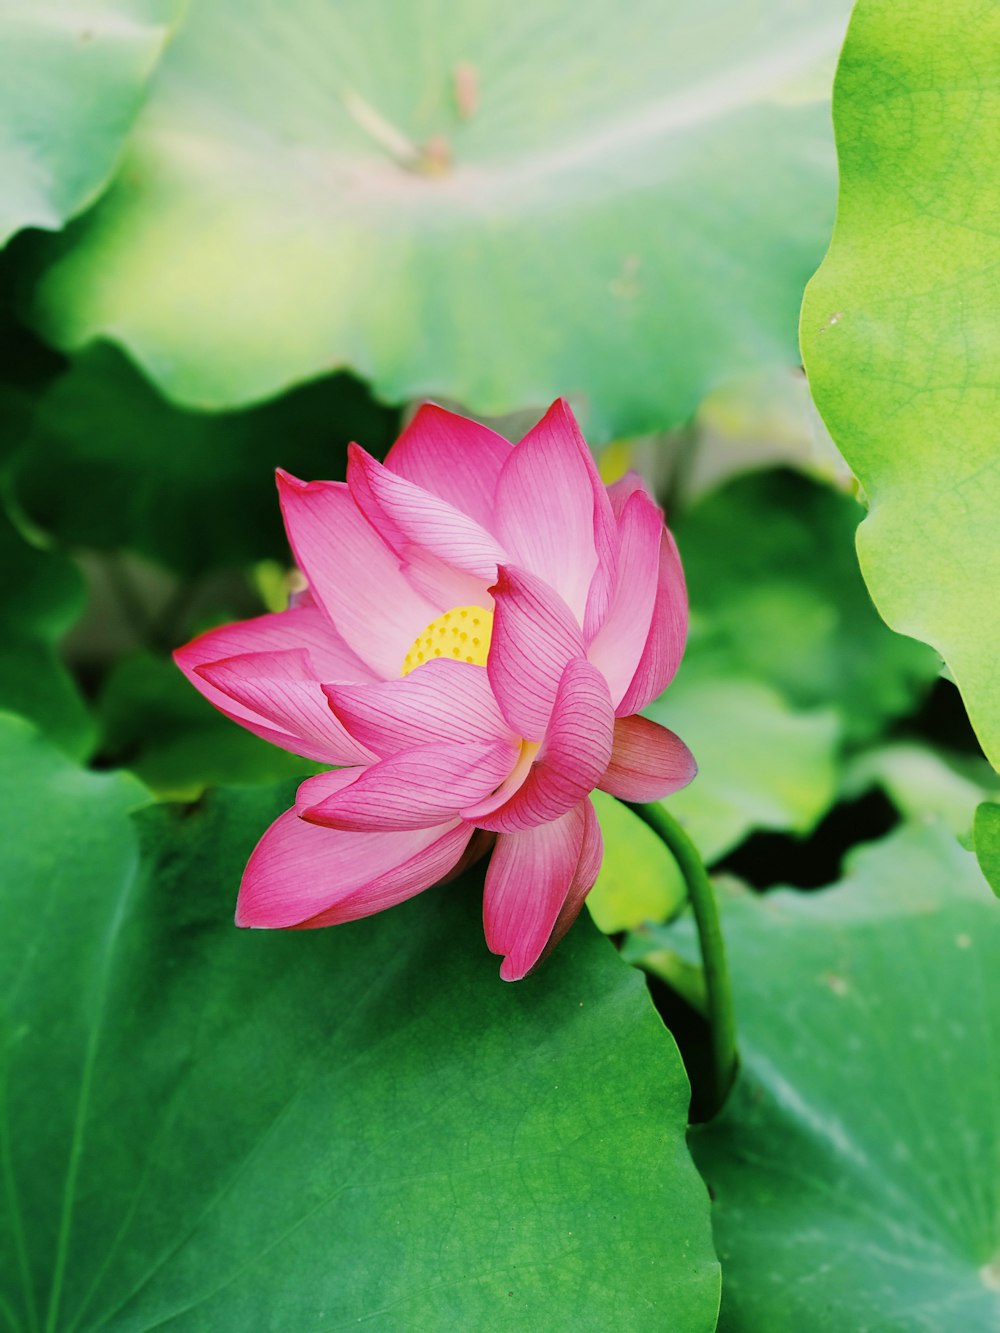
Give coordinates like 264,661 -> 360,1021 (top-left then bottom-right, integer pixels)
616,527 -> 688,715
383,402 -> 513,531
587,488 -> 664,706
174,602 -> 375,760
276,470 -> 438,678
324,659 -> 514,758
237,802 -> 472,929
484,801 -> 592,982
599,714 -> 697,802
495,399 -> 616,624
348,444 -> 505,580
196,649 -> 374,765
487,564 -> 584,741
464,658 -> 614,832
301,739 -> 518,831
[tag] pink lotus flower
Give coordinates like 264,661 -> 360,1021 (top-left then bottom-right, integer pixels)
175,400 -> 694,979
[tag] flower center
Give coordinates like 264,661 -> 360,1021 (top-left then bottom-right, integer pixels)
401,605 -> 494,676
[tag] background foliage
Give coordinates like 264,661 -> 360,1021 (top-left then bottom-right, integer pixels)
1,0 -> 997,1328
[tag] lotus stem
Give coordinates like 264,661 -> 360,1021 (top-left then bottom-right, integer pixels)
625,800 -> 737,1114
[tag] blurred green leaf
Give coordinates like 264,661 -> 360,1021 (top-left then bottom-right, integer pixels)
96,651 -> 324,798
32,0 -> 851,434
0,715 -> 720,1331
801,0 -> 1000,769
661,823 -> 1000,1330
973,802 -> 1000,898
0,506 -> 93,757
586,790 -> 686,933
678,470 -> 940,741
0,1 -> 172,246
845,742 -> 1000,843
649,673 -> 840,863
9,344 -> 398,577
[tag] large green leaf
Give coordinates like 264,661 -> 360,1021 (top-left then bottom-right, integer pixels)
0,2 -> 172,247
0,715 -> 719,1331
801,0 -> 1000,768
9,344 -> 397,577
659,824 -> 1000,1330
0,507 -> 93,757
677,470 -> 939,741
31,0 -> 851,433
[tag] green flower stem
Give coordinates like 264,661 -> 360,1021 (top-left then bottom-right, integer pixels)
624,801 -> 737,1113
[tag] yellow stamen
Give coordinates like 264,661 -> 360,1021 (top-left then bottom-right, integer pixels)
401,605 -> 494,676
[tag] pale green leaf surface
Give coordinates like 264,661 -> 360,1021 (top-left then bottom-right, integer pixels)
974,802 -> 1000,898
657,823 -> 1000,1330
800,0 -> 1000,767
0,1 -> 172,246
586,790 -> 686,933
0,715 -> 719,1332
648,672 -> 840,863
32,0 -> 852,433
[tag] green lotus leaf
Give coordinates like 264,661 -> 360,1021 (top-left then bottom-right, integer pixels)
32,0 -> 851,433
0,1 -> 172,246
0,715 -> 719,1331
801,0 -> 1000,768
653,823 -> 1000,1329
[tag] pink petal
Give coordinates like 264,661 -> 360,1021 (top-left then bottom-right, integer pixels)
174,601 -> 375,759
196,649 -> 374,765
598,714 -> 697,802
483,802 -> 590,982
237,802 -> 471,930
539,796 -> 604,965
587,489 -> 664,708
495,399 -> 617,624
606,470 -> 649,519
300,739 -> 518,831
276,470 -> 438,679
383,402 -> 513,531
464,658 -> 614,832
616,528 -> 688,715
348,444 -> 505,580
487,564 -> 585,741
399,546 -> 493,613
324,659 -> 514,758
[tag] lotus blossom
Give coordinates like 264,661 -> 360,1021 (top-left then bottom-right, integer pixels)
175,399 -> 694,980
